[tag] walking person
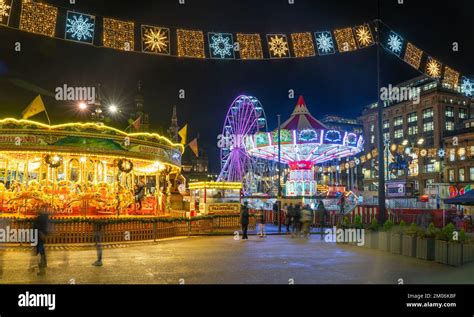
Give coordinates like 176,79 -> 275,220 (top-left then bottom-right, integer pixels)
240,202 -> 250,240
316,199 -> 327,240
92,221 -> 104,266
32,206 -> 50,276
338,194 -> 346,214
258,208 -> 266,238
301,204 -> 313,238
286,203 -> 293,234
292,203 -> 301,237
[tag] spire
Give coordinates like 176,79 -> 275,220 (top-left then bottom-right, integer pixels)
168,105 -> 179,142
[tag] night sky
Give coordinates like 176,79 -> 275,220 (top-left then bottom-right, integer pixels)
0,0 -> 472,171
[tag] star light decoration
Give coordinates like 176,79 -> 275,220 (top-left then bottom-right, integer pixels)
442,66 -> 460,88
386,31 -> 404,56
19,0 -> 58,37
177,29 -> 205,58
314,31 -> 335,55
403,42 -> 423,69
425,57 -> 442,78
103,18 -> 134,51
460,77 -> 474,97
65,11 -> 95,44
208,32 -> 234,59
141,25 -> 170,55
0,0 -> 12,25
353,24 -> 374,48
236,33 -> 263,60
266,34 -> 290,58
333,27 -> 357,53
291,32 -> 315,58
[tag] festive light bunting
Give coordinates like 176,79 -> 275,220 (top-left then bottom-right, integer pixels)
103,18 -> 134,51
266,34 -> 290,58
65,11 -> 95,44
291,32 -> 315,57
403,42 -> 423,69
385,31 -> 404,56
0,0 -> 12,25
177,29 -> 205,58
443,66 -> 460,88
425,56 -> 442,78
333,27 -> 357,53
314,31 -> 335,55
208,32 -> 234,59
141,25 -> 170,55
19,0 -> 58,37
353,24 -> 374,48
461,76 -> 474,97
236,33 -> 263,59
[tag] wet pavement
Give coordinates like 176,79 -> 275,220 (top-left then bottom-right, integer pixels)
0,235 -> 473,284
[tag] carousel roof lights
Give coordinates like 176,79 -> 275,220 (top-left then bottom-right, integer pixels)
0,118 -> 184,152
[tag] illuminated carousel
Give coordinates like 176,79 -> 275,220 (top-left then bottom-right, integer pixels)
245,96 -> 364,198
0,118 -> 183,216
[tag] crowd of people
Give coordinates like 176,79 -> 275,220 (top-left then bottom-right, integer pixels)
240,200 -> 329,239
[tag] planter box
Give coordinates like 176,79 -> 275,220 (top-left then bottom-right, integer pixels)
447,243 -> 463,267
416,237 -> 435,261
402,235 -> 417,257
435,240 -> 448,264
390,233 -> 403,255
463,244 -> 474,264
378,231 -> 391,252
362,230 -> 378,249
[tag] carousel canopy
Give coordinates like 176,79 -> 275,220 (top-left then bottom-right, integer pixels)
245,96 -> 364,165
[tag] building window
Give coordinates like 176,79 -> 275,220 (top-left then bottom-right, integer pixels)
458,148 -> 466,161
423,121 -> 434,132
470,146 -> 474,159
407,112 -> 417,123
424,164 -> 435,173
445,106 -> 454,117
394,116 -> 403,126
425,179 -> 435,187
383,132 -> 390,141
448,169 -> 455,182
445,121 -> 454,131
422,108 -> 433,119
470,167 -> 474,181
383,120 -> 389,129
394,129 -> 403,139
370,124 -> 375,132
459,168 -> 465,182
408,126 -> 418,135
459,108 -> 468,119
449,149 -> 455,162
371,135 -> 375,144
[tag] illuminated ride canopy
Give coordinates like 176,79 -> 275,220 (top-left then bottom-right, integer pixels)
0,118 -> 183,216
244,96 -> 364,197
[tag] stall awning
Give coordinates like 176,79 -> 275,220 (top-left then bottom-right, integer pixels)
444,190 -> 474,205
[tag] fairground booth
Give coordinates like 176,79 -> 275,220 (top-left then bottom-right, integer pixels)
188,181 -> 242,217
0,118 -> 183,216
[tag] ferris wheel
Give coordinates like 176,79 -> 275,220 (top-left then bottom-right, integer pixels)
217,95 -> 275,195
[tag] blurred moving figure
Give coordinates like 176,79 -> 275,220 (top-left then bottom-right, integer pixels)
301,204 -> 313,238
92,222 -> 104,266
258,208 -> 266,238
240,202 -> 249,240
33,206 -> 50,276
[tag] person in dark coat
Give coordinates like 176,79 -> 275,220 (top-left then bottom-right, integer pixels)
338,194 -> 346,214
292,203 -> 301,236
240,202 -> 250,240
258,208 -> 266,238
316,199 -> 327,240
33,207 -> 49,275
92,222 -> 104,266
285,203 -> 293,234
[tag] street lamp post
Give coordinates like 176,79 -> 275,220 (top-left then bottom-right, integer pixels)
277,114 -> 282,233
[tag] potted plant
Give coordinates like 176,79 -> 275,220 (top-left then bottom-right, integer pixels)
462,231 -> 474,264
435,223 -> 457,265
390,220 -> 406,255
447,227 -> 465,267
416,222 -> 437,261
378,219 -> 393,252
336,216 -> 351,245
363,217 -> 379,249
401,223 -> 418,257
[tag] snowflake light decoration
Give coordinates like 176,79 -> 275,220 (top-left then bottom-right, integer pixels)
386,31 -> 403,56
354,24 -> 374,48
267,34 -> 289,58
315,31 -> 335,55
65,11 -> 95,44
142,25 -> 169,54
425,57 -> 441,78
208,32 -> 234,59
0,0 -> 11,25
460,76 -> 474,97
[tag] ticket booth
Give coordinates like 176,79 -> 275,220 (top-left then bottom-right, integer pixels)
188,182 -> 242,217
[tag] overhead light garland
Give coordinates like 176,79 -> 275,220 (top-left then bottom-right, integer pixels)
333,27 -> 358,53
236,33 -> 263,59
142,25 -> 170,55
208,32 -> 234,59
103,17 -> 134,51
0,0 -> 11,25
65,11 -> 95,44
403,42 -> 423,69
291,32 -> 315,57
315,31 -> 335,55
443,66 -> 460,88
267,34 -> 290,58
425,56 -> 442,78
177,29 -> 205,58
353,23 -> 374,48
19,0 -> 58,37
